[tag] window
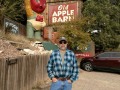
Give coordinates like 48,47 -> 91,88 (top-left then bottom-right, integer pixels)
111,52 -> 120,58
98,52 -> 111,58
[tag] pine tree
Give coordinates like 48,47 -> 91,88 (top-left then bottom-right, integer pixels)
0,0 -> 26,28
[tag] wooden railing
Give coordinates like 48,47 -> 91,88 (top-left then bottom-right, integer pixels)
0,53 -> 51,90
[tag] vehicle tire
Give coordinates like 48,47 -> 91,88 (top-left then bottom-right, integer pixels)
83,62 -> 93,72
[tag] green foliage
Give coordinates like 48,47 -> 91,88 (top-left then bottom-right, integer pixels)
83,0 -> 120,51
0,0 -> 26,27
53,17 -> 92,51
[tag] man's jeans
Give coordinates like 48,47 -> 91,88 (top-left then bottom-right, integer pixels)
50,80 -> 72,90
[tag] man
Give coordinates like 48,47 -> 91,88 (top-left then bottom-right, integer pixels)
47,37 -> 79,90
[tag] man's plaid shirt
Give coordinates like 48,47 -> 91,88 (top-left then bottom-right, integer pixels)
47,49 -> 79,82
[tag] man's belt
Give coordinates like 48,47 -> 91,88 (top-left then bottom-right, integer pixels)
55,77 -> 70,81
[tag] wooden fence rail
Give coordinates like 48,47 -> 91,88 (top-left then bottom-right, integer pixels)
0,53 -> 51,90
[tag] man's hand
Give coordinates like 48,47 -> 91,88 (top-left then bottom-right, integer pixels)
67,79 -> 72,83
52,77 -> 58,82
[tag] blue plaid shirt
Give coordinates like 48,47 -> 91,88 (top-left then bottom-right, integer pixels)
47,49 -> 79,82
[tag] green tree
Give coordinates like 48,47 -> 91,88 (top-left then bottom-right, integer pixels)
54,17 -> 92,51
0,0 -> 26,28
82,0 -> 120,51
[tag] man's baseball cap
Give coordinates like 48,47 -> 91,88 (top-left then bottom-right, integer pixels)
59,37 -> 67,42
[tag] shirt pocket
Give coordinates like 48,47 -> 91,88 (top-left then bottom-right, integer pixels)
53,59 -> 61,66
66,58 -> 73,66
53,59 -> 62,71
66,59 -> 74,71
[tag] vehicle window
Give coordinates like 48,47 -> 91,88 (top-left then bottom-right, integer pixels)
111,52 -> 120,58
97,52 -> 111,58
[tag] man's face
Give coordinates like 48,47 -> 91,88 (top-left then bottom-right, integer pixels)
58,40 -> 67,50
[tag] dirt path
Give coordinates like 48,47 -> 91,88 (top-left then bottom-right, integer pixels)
73,69 -> 120,90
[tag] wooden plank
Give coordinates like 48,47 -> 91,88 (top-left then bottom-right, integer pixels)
0,54 -> 51,90
0,59 -> 6,90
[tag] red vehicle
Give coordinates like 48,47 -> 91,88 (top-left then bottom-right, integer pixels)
80,52 -> 120,72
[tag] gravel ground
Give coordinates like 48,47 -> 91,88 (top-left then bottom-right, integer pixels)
73,69 -> 120,90
0,39 -> 22,58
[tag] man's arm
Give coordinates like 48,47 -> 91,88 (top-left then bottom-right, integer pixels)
47,53 -> 55,79
70,54 -> 79,82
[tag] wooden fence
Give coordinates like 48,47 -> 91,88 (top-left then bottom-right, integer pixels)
0,53 -> 51,90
